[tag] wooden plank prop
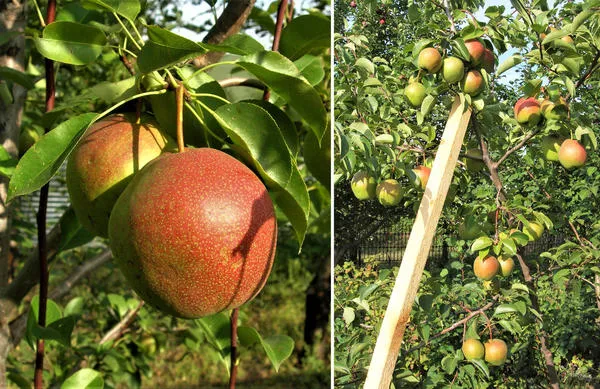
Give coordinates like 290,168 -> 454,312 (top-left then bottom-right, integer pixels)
364,97 -> 472,389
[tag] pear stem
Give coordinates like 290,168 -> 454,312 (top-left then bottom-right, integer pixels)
176,82 -> 185,153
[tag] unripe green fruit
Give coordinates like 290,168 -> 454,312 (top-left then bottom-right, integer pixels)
464,39 -> 485,65
514,98 -> 541,125
375,134 -> 394,145
464,148 -> 485,172
376,179 -> 402,207
19,127 -> 42,156
351,170 -> 377,200
498,256 -> 515,276
462,338 -> 485,360
523,221 -> 544,241
404,82 -> 426,108
461,70 -> 484,96
442,57 -> 465,83
108,148 -> 277,318
66,114 -> 174,237
417,47 -> 442,73
473,255 -> 500,280
558,139 -> 587,169
485,339 -> 508,366
540,135 -> 561,161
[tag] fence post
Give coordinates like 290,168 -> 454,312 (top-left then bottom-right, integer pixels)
364,97 -> 471,388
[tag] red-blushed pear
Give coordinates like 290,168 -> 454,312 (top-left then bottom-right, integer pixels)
540,135 -> 561,161
350,0 -> 356,7
442,57 -> 465,83
462,338 -> 485,360
66,114 -> 175,237
351,170 -> 377,200
412,165 -> 431,189
379,18 -> 385,25
482,48 -> 495,73
523,221 -> 544,241
108,148 -> 277,318
461,70 -> 484,96
464,39 -> 485,65
465,148 -> 485,172
376,179 -> 402,207
514,97 -> 541,125
404,82 -> 426,108
558,139 -> 587,169
417,47 -> 442,73
473,255 -> 500,280
484,339 -> 508,366
498,256 -> 515,276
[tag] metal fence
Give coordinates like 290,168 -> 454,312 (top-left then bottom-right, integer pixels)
349,223 -> 566,268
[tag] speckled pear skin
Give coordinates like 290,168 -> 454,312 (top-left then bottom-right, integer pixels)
108,148 -> 277,319
66,114 -> 174,238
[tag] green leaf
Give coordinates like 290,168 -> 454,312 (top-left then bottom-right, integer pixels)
542,29 -> 570,44
279,14 -> 330,61
469,359 -> 490,378
32,316 -> 76,347
137,26 -> 207,73
26,296 -> 62,348
343,307 -> 355,325
0,67 -> 36,89
195,312 -> 231,352
244,100 -> 299,158
214,103 -> 309,245
471,236 -> 493,251
7,113 -> 96,202
0,145 -> 17,178
294,55 -> 325,86
441,354 -> 457,374
83,0 -> 140,21
205,33 -> 265,55
497,55 -> 522,76
34,21 -> 107,65
58,208 -> 96,252
494,303 -> 519,315
237,326 -> 294,372
61,368 -> 104,389
355,57 -> 375,75
570,10 -> 594,32
236,51 -> 327,143
85,77 -> 137,103
64,297 -> 85,317
501,238 -> 517,256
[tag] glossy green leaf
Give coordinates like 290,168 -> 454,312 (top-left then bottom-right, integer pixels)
245,100 -> 299,158
8,113 -> 96,202
237,326 -> 294,372
204,33 -> 264,55
294,55 -> 325,86
0,145 -> 17,178
471,236 -> 493,251
0,67 -> 35,89
279,14 -> 330,61
58,208 -> 96,252
83,0 -> 140,21
34,22 -> 107,65
137,26 -> 207,73
64,297 -> 85,317
236,51 -> 327,143
32,316 -> 76,347
61,368 -> 104,389
26,296 -> 62,349
497,55 -> 522,76
85,77 -> 137,103
214,102 -> 309,245
469,359 -> 490,378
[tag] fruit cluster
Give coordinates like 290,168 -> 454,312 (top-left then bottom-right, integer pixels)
66,114 -> 277,318
405,39 -> 495,108
350,166 -> 430,207
462,338 -> 508,366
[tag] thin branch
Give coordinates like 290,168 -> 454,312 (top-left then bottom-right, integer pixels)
193,0 -> 257,68
442,0 -> 457,34
219,77 -> 266,90
263,0 -> 288,101
176,82 -> 185,153
495,129 -> 540,167
99,301 -> 144,345
574,49 -> 600,90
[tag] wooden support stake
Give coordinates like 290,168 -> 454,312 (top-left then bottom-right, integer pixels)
364,97 -> 472,388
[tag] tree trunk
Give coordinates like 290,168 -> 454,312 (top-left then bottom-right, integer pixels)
0,1 -> 27,385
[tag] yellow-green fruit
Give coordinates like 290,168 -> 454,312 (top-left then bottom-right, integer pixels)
66,114 -> 175,237
375,134 -> 394,145
523,221 -> 544,241
442,57 -> 465,84
461,70 -> 484,96
351,170 -> 377,200
558,139 -> 587,169
376,179 -> 402,207
473,255 -> 500,280
514,97 -> 541,125
498,256 -> 515,276
540,98 -> 568,121
462,338 -> 485,360
19,127 -> 42,155
485,339 -> 508,366
465,148 -> 485,172
540,136 -> 561,162
417,47 -> 442,73
404,82 -> 426,108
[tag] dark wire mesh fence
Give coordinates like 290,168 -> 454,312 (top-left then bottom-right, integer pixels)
348,223 -> 566,268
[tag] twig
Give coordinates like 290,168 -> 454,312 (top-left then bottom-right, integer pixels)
574,49 -> 600,91
442,0 -> 457,33
229,309 -> 239,389
526,170 -> 551,199
263,0 -> 288,101
119,55 -> 136,76
219,77 -> 266,90
34,0 -> 57,386
495,129 -> 540,167
99,301 -> 145,345
176,82 -> 185,152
